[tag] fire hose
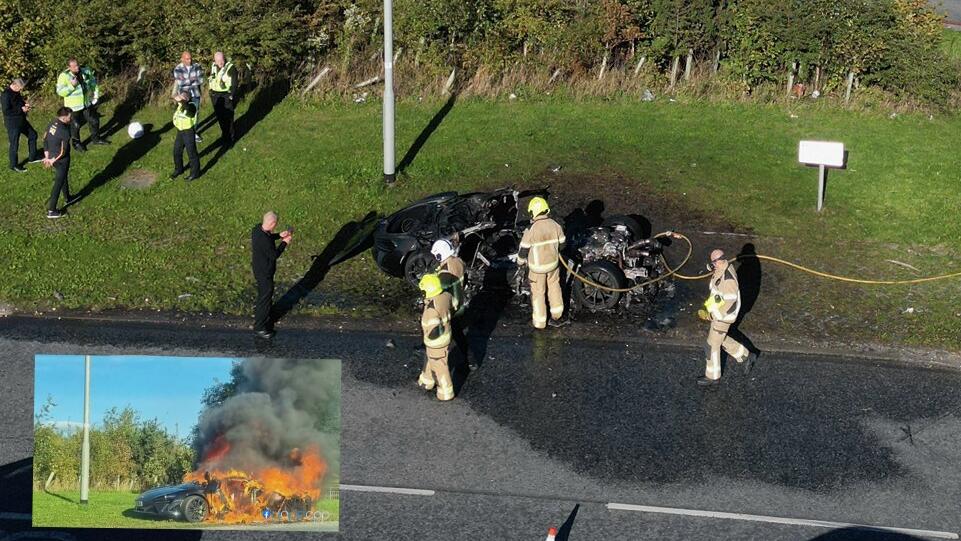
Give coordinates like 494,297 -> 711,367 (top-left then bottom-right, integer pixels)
558,231 -> 961,294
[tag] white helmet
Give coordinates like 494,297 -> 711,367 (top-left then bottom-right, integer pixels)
127,122 -> 144,139
431,239 -> 455,262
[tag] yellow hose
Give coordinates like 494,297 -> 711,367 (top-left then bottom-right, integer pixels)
560,231 -> 961,293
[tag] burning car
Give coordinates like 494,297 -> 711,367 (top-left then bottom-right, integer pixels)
134,471 -> 314,524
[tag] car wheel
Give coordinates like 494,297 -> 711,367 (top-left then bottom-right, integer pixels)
182,495 -> 208,523
404,250 -> 436,286
572,260 -> 627,311
601,215 -> 643,239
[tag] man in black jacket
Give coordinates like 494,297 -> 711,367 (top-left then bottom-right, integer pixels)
251,211 -> 293,338
2,78 -> 40,172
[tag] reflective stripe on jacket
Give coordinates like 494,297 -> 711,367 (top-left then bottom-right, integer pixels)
173,103 -> 197,131
421,292 -> 453,349
518,216 -> 566,274
708,266 -> 740,323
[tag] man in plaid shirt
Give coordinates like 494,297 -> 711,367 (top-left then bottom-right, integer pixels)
173,51 -> 205,142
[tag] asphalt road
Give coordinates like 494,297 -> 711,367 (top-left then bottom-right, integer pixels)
1,316 -> 960,540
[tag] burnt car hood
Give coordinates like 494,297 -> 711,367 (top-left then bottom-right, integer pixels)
138,483 -> 200,501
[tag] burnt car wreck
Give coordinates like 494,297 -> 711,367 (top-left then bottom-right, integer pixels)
372,187 -> 675,313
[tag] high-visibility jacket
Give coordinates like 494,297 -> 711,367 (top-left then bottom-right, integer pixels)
705,266 -> 740,323
173,103 -> 197,131
517,215 -> 566,274
437,256 -> 466,314
56,67 -> 98,111
208,62 -> 234,93
421,292 -> 453,349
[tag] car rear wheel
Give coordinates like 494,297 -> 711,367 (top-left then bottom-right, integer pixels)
404,250 -> 436,286
572,260 -> 627,311
601,215 -> 643,239
182,495 -> 208,523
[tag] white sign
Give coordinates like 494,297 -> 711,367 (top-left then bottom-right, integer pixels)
799,141 -> 845,168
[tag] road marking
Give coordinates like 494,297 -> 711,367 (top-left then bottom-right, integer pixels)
339,484 -> 435,496
607,503 -> 959,540
0,512 -> 32,521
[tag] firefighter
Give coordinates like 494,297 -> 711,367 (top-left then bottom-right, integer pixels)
697,249 -> 756,387
416,273 -> 455,401
517,196 -> 566,329
433,238 -> 473,368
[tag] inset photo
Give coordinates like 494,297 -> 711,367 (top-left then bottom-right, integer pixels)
31,355 -> 340,531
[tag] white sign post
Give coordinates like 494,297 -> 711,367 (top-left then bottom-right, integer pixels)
798,141 -> 845,212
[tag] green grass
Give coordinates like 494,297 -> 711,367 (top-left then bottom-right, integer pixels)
6,90 -> 961,347
32,489 -> 339,529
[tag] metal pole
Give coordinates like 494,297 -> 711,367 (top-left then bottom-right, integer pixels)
817,164 -> 826,212
383,0 -> 396,185
80,355 -> 91,505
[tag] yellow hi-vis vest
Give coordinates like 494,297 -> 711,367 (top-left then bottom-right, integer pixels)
208,62 -> 234,93
705,267 -> 741,323
421,293 -> 453,349
173,103 -> 197,131
518,216 -> 566,274
56,68 -> 98,111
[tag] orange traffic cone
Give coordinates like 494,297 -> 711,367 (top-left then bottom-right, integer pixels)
546,526 -> 558,541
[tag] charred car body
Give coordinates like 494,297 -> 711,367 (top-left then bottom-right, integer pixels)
133,473 -> 313,523
372,187 -> 673,312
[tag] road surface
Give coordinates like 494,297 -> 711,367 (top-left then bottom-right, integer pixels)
1,316 -> 960,540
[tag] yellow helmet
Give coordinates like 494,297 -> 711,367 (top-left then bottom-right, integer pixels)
528,196 -> 550,217
418,273 -> 443,299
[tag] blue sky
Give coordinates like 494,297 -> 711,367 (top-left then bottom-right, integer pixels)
34,355 -> 239,438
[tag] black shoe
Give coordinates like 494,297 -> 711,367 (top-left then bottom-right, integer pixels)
91,138 -> 110,145
72,143 -> 86,153
255,330 -> 276,339
10,166 -> 26,173
742,351 -> 758,375
697,376 -> 720,387
65,194 -> 81,207
184,174 -> 199,182
169,170 -> 184,180
46,210 -> 63,219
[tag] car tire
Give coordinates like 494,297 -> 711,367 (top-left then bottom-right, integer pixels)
601,215 -> 643,239
182,495 -> 208,523
404,249 -> 436,286
572,260 -> 627,311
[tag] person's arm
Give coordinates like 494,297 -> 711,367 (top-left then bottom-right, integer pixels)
0,91 -> 12,117
517,228 -> 531,265
89,70 -> 99,103
275,239 -> 288,258
227,65 -> 238,101
55,72 -> 75,98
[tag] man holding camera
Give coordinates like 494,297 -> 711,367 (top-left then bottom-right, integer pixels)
2,78 -> 40,172
55,59 -> 108,151
250,211 -> 293,339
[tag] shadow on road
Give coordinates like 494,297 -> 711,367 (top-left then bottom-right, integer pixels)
556,503 -> 580,541
809,527 -> 929,540
270,211 -> 380,325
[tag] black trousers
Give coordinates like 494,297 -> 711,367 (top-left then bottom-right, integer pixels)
254,278 -> 274,332
173,129 -> 201,177
48,161 -> 71,211
69,106 -> 101,143
5,119 -> 37,168
211,92 -> 235,144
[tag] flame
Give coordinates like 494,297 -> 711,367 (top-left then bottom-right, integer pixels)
182,443 -> 328,524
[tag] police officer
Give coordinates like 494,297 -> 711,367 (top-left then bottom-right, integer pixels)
517,196 -> 566,329
250,211 -> 293,339
171,92 -> 201,181
417,273 -> 455,401
41,107 -> 80,219
55,59 -> 108,151
2,78 -> 40,172
208,51 -> 237,146
697,249 -> 756,387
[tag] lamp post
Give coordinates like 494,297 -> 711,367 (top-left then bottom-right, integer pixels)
80,355 -> 91,505
383,0 -> 396,185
